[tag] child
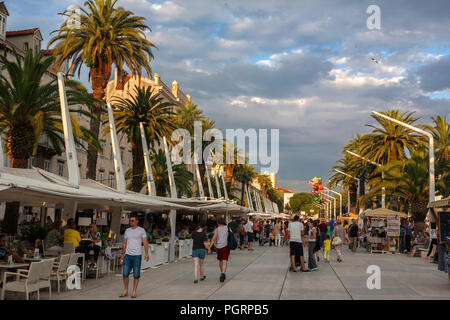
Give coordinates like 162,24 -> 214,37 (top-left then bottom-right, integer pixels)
323,234 -> 331,262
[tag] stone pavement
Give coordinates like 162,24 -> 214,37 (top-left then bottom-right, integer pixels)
3,244 -> 449,300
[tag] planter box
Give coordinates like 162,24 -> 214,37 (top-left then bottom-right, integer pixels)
177,240 -> 185,259
141,246 -> 152,270
150,244 -> 165,267
184,239 -> 193,258
163,242 -> 170,263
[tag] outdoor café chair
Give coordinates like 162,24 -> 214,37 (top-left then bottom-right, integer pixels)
41,240 -> 60,258
63,242 -> 75,254
17,258 -> 55,300
1,261 -> 43,300
50,254 -> 70,293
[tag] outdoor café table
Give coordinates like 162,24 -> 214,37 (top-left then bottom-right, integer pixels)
0,262 -> 30,282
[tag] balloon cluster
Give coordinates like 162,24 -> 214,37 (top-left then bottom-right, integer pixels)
308,177 -> 326,204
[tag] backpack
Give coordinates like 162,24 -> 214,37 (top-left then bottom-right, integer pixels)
228,228 -> 238,250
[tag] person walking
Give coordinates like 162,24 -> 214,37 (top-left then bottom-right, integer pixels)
313,221 -> 321,262
228,217 -> 239,245
318,220 -> 328,247
191,223 -> 211,283
306,221 -> 318,271
348,219 -> 359,252
323,234 -> 331,262
210,218 -> 230,282
119,215 -> 149,298
404,221 -> 412,254
332,221 -> 348,262
273,219 -> 282,247
288,215 -> 309,272
245,217 -> 254,251
237,220 -> 246,250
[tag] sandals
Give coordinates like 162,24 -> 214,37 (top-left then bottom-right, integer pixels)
200,275 -> 206,281
131,293 -> 137,298
119,293 -> 128,298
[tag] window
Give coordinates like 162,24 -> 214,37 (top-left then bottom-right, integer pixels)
109,173 -> 115,188
58,162 -> 64,177
35,39 -> 41,54
100,140 -> 105,157
23,42 -> 29,51
44,160 -> 51,172
120,147 -> 124,162
0,15 -> 5,38
79,164 -> 82,178
99,171 -> 104,184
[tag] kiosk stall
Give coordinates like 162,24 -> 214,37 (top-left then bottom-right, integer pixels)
363,208 -> 407,254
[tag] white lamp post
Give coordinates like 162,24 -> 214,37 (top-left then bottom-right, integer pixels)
371,111 -> 435,209
346,150 -> 385,208
334,169 -> 360,214
323,186 -> 342,217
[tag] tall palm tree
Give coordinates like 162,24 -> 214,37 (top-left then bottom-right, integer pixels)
360,110 -> 426,164
328,157 -> 359,214
175,102 -> 205,132
234,163 -> 257,206
0,50 -> 100,234
365,148 -> 431,223
103,86 -> 175,192
422,115 -> 450,161
49,0 -> 156,180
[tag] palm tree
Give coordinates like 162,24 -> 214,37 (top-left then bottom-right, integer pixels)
175,102 -> 205,132
0,50 -> 100,166
365,148 -> 430,223
0,50 -> 100,234
328,158 -> 359,214
234,163 -> 257,206
360,110 -> 426,164
130,149 -> 193,197
49,0 -> 156,180
257,174 -> 272,198
103,86 -> 175,192
422,115 -> 450,161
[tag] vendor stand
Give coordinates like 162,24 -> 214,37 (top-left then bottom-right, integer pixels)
428,197 -> 450,280
363,208 -> 407,254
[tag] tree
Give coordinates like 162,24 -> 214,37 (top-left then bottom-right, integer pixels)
359,110 -> 426,164
422,115 -> 450,161
126,149 -> 193,197
267,187 -> 284,213
103,86 -> 175,192
365,148 -> 430,222
289,193 -> 314,213
257,174 -> 272,198
49,0 -> 156,180
234,164 -> 257,206
0,50 -> 100,234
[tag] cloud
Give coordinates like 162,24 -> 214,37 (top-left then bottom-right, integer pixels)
416,55 -> 450,92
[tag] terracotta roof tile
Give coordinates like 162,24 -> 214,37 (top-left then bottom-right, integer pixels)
6,28 -> 39,37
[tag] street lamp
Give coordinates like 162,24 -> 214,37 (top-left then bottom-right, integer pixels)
323,188 -> 336,219
371,111 -> 435,207
323,186 -> 342,217
334,169 -> 360,214
346,150 -> 385,208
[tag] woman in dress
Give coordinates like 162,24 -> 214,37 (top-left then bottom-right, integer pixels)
191,223 -> 211,283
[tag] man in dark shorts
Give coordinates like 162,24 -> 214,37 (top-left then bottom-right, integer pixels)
245,217 -> 254,250
211,218 -> 230,282
288,216 -> 309,272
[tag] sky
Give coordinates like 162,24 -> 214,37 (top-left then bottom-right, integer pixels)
5,0 -> 450,193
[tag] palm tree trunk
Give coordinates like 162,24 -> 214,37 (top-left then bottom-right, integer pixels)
86,63 -> 110,180
240,181 -> 245,206
131,142 -> 144,193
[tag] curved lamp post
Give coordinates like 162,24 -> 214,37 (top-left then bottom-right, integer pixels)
334,169 -> 360,215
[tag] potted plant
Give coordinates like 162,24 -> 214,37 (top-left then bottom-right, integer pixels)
149,239 -> 157,251
162,237 -> 170,249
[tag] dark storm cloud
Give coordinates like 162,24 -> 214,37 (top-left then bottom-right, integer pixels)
416,56 -> 450,92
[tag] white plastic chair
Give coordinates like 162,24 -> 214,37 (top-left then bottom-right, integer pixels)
1,262 -> 42,300
50,254 -> 70,293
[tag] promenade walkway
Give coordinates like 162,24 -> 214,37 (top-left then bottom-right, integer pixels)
5,244 -> 448,300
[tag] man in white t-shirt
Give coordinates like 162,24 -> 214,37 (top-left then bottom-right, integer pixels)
245,217 -> 254,250
287,215 -> 309,272
119,215 -> 149,298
